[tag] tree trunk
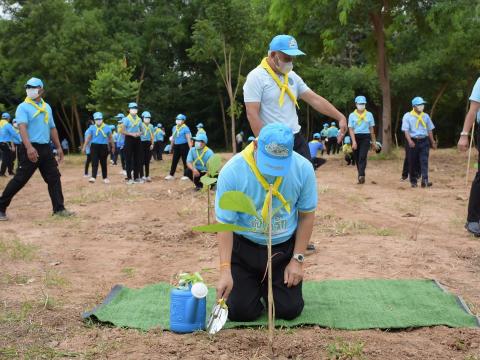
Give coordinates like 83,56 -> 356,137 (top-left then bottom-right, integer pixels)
56,109 -> 75,150
430,82 -> 448,120
370,7 -> 392,151
218,92 -> 229,149
230,103 -> 236,154
72,97 -> 84,144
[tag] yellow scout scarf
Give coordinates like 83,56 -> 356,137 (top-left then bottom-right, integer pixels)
0,120 -> 7,128
260,57 -> 299,109
410,110 -> 426,129
241,142 -> 291,222
127,114 -> 141,127
24,97 -> 49,124
192,146 -> 209,167
95,123 -> 107,137
173,124 -> 186,138
354,109 -> 367,125
144,124 -> 153,139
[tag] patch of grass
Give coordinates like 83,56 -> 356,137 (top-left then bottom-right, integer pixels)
121,267 -> 135,277
369,148 -> 400,161
327,339 -> 366,360
44,270 -> 70,288
0,347 -> 18,359
69,187 -> 139,205
23,346 -> 81,359
464,355 -> 480,360
1,273 -> 32,285
318,185 -> 330,194
375,227 -> 396,236
0,238 -> 37,261
0,301 -> 35,323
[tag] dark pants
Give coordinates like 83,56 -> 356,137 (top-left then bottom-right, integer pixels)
0,143 -> 14,175
186,168 -> 206,189
170,143 -> 189,177
402,144 -> 420,179
294,133 -> 311,161
345,153 -> 355,166
84,154 -> 91,175
124,136 -> 143,180
467,131 -> 480,222
91,143 -> 109,179
353,134 -> 371,177
119,148 -> 125,170
311,157 -> 326,170
408,137 -> 430,185
227,234 -> 304,322
0,143 -> 65,213
157,141 -> 166,160
326,137 -> 338,155
140,141 -> 152,178
112,147 -> 119,165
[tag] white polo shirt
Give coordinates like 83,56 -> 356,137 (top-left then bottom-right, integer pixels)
243,66 -> 310,134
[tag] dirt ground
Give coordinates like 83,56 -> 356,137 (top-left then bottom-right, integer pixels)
1,148 -> 479,360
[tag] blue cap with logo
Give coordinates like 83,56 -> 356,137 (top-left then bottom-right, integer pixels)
176,114 -> 186,121
257,123 -> 294,177
196,123 -> 204,128
313,133 -> 320,139
115,113 -> 125,120
128,102 -> 138,109
193,133 -> 208,144
411,97 -> 427,106
344,136 -> 351,144
25,77 -> 44,88
355,95 -> 367,104
269,35 -> 306,56
142,111 -> 151,118
248,136 -> 256,142
1,112 -> 10,119
93,112 -> 103,120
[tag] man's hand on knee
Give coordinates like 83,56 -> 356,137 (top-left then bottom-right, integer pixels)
284,260 -> 303,288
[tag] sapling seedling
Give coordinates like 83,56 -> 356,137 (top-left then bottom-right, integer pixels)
200,154 -> 222,224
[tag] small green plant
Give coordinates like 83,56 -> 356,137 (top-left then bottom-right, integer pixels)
200,154 -> 222,224
0,238 -> 37,261
177,272 -> 204,289
327,339 -> 366,360
44,270 -> 70,288
121,267 -> 135,277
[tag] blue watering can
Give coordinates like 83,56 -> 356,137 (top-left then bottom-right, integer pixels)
170,282 -> 208,333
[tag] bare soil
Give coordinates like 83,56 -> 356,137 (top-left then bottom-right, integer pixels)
0,149 -> 479,360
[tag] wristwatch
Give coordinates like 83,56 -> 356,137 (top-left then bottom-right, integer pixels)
292,254 -> 305,263
460,131 -> 470,136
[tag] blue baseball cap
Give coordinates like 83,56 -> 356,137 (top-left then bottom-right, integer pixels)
128,102 -> 138,109
412,97 -> 427,106
157,123 -> 163,128
93,112 -> 103,120
323,123 -> 329,128
344,136 -> 351,144
193,133 -> 208,144
176,114 -> 186,121
115,113 -> 125,120
1,112 -> 10,119
25,77 -> 44,88
196,123 -> 204,128
142,111 -> 151,118
313,133 -> 320,139
109,125 -> 115,130
355,95 -> 367,104
256,123 -> 294,177
269,35 -> 305,56
331,122 -> 336,126
248,136 -> 256,142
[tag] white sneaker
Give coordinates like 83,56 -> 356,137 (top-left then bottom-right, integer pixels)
126,179 -> 134,185
83,174 -> 89,178
134,178 -> 145,184
145,176 -> 152,182
165,175 -> 174,180
121,170 -> 127,176
103,178 -> 110,184
180,176 -> 189,181
88,177 -> 96,183
142,176 -> 147,181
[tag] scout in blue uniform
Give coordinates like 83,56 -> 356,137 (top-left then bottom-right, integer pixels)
153,123 -> 166,161
0,113 -> 16,176
82,112 -> 114,183
0,77 -> 73,220
401,97 -> 437,188
459,77 -> 480,236
348,96 -> 378,184
215,123 -> 317,321
140,111 -> 154,182
320,123 -> 329,141
165,114 -> 192,180
326,122 -> 339,155
83,121 -> 93,177
10,120 -> 22,172
308,133 -> 326,170
186,133 -> 214,191
342,136 -> 355,165
196,123 -> 207,137
121,102 -> 145,184
114,113 -> 126,174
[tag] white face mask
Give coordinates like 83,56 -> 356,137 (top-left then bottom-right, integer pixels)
26,88 -> 40,99
13,123 -> 18,128
416,105 -> 425,112
356,104 -> 366,111
176,120 -> 183,125
95,120 -> 103,126
143,118 -> 150,124
275,54 -> 293,74
129,109 -> 138,116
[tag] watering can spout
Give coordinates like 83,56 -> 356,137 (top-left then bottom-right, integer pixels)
186,282 -> 208,323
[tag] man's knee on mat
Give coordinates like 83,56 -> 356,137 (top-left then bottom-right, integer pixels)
275,296 -> 304,320
227,301 -> 263,322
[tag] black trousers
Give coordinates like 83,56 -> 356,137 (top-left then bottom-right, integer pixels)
293,133 -> 311,161
186,168 -> 206,188
0,143 -> 13,175
124,136 -> 143,180
154,141 -> 165,160
140,141 -> 152,178
170,143 -> 189,177
408,137 -> 430,185
91,143 -> 109,179
0,143 -> 65,213
345,153 -> 355,166
467,131 -> 480,222
311,157 -> 326,170
227,234 -> 304,322
353,134 -> 371,177
84,153 -> 91,175
119,148 -> 126,170
326,137 -> 338,155
112,147 -> 119,165
402,144 -> 420,179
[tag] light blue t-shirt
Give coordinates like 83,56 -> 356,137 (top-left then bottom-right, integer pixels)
243,66 -> 310,134
84,129 -> 91,155
141,124 -> 155,142
122,115 -> 144,133
186,146 -> 214,172
308,140 -> 324,158
326,126 -> 339,138
15,100 -> 55,144
215,152 -> 317,245
86,124 -> 112,145
320,129 -> 328,138
348,111 -> 375,134
171,124 -> 191,145
0,123 -> 21,144
469,77 -> 480,124
154,128 -> 165,142
401,111 -> 435,138
11,127 -> 22,144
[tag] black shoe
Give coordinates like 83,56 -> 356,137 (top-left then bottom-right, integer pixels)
194,187 -> 202,192
358,176 -> 365,184
307,243 -> 316,251
411,182 -> 418,188
465,222 -> 480,237
53,209 -> 75,218
400,176 -> 408,181
421,181 -> 433,188
0,211 -> 8,221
